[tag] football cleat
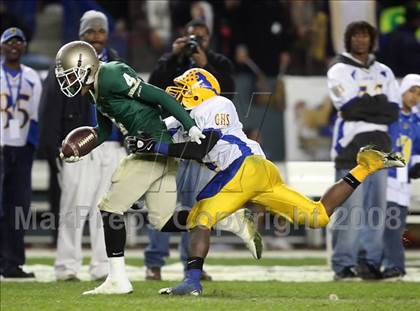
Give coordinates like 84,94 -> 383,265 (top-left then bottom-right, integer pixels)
159,279 -> 202,296
214,209 -> 263,260
241,209 -> 263,260
357,145 -> 405,173
82,276 -> 133,295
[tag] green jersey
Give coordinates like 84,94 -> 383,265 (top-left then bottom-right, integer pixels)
91,61 -> 195,144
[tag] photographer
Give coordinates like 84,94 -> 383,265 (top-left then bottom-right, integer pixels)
149,19 -> 235,99
144,19 -> 234,281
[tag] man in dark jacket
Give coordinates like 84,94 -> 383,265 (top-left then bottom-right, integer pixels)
149,19 -> 235,99
38,10 -> 126,281
144,19 -> 235,281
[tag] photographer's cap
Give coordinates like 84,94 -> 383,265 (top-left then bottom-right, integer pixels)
79,10 -> 108,36
1,27 -> 26,44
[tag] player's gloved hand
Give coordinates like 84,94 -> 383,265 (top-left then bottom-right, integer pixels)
188,126 -> 205,145
59,151 -> 81,163
125,132 -> 156,154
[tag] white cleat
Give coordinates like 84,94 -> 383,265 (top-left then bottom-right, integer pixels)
239,209 -> 263,260
214,209 -> 263,259
82,276 -> 133,295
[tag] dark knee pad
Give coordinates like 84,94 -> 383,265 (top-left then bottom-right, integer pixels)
160,210 -> 189,232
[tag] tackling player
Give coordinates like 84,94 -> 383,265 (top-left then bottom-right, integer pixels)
54,41 -> 261,295
126,68 -> 405,296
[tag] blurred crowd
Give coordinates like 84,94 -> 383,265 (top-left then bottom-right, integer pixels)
1,0 -> 419,76
1,0 -> 417,163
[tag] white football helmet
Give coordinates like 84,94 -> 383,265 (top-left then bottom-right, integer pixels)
55,41 -> 99,97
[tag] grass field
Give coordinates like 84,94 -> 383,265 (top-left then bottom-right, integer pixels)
2,281 -> 420,310
2,257 -> 420,310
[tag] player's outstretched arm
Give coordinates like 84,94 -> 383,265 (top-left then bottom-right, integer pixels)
137,82 -> 195,128
125,130 -> 221,161
131,80 -> 205,143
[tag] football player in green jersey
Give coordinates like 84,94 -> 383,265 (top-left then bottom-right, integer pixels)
54,41 -> 261,295
55,40 -> 204,294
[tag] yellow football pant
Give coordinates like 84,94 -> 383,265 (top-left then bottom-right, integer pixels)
187,155 -> 329,229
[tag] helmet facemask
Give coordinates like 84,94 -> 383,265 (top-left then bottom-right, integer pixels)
165,81 -> 195,108
55,41 -> 99,98
166,69 -> 220,109
55,66 -> 91,97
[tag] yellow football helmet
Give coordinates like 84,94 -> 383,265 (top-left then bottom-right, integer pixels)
165,68 -> 221,109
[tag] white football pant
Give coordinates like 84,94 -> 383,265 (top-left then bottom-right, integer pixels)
55,142 -> 126,279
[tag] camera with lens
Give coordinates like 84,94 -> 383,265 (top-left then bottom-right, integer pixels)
184,35 -> 201,57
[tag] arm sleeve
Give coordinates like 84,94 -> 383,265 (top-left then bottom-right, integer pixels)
164,117 -> 186,142
31,72 -> 42,122
327,65 -> 359,110
327,64 -> 399,124
95,108 -> 113,145
104,63 -> 197,131
134,81 -> 196,130
155,129 -> 222,161
340,94 -> 399,124
27,72 -> 42,147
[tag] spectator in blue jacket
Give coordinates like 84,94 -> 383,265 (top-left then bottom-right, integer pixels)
383,74 -> 420,279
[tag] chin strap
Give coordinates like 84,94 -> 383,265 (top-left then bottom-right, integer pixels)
83,67 -> 92,85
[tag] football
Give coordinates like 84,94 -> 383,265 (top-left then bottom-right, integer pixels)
61,126 -> 98,159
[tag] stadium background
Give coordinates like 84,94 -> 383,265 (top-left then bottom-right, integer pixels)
1,0 -> 420,310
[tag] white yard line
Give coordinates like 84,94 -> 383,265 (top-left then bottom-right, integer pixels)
25,249 -> 420,259
3,263 -> 420,283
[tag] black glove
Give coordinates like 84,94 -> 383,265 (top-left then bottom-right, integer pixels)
125,132 -> 156,155
409,163 -> 420,179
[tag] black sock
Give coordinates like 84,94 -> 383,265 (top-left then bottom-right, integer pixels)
160,210 -> 189,232
343,173 -> 361,189
101,211 -> 126,257
187,257 -> 204,270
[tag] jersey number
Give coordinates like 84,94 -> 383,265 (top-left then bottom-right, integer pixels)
0,93 -> 30,129
396,135 -> 412,164
123,73 -> 140,98
123,73 -> 137,87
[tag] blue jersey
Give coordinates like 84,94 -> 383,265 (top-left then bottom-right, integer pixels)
387,111 -> 420,205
